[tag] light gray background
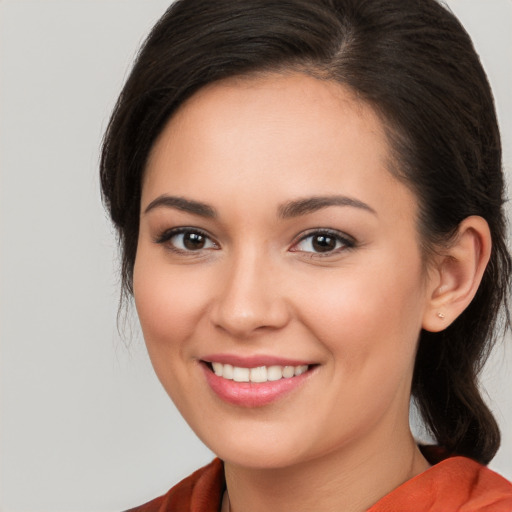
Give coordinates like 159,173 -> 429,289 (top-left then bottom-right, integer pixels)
1,1 -> 511,511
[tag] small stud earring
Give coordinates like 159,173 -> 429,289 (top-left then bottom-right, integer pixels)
437,312 -> 446,319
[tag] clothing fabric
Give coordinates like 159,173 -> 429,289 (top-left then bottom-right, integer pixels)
126,454 -> 512,512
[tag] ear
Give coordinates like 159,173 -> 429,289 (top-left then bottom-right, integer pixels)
422,216 -> 491,332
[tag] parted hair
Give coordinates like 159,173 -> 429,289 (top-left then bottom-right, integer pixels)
100,0 -> 511,464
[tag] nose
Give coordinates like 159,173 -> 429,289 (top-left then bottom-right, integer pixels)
209,250 -> 291,338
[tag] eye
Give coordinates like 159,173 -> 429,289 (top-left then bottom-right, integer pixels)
291,230 -> 355,255
155,228 -> 218,253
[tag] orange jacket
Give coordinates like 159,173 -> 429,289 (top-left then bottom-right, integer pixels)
127,456 -> 512,512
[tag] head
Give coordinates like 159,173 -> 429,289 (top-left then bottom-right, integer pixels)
101,0 -> 511,464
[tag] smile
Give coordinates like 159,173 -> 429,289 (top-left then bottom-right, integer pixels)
210,362 -> 309,383
201,358 -> 316,407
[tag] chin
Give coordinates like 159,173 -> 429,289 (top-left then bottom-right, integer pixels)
216,445 -> 307,470
193,421 -> 321,470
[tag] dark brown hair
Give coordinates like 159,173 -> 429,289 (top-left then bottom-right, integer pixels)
100,0 -> 511,464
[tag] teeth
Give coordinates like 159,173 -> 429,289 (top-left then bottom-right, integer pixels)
223,364 -> 234,380
212,362 -> 223,376
295,365 -> 308,376
233,367 -> 250,382
283,366 -> 295,378
267,365 -> 283,381
250,366 -> 267,383
209,362 -> 310,382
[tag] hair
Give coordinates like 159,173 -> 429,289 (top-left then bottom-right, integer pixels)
100,0 -> 511,464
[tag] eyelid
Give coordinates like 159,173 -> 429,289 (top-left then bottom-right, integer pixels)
154,226 -> 219,252
153,226 -> 355,256
289,228 -> 356,254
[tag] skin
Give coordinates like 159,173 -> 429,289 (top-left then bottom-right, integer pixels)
133,73 -> 489,512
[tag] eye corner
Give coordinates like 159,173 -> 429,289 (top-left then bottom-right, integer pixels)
290,228 -> 356,256
153,226 -> 220,254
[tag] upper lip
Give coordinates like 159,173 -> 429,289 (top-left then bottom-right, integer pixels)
201,354 -> 314,368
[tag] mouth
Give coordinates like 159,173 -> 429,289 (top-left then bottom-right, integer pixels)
204,361 -> 310,383
200,358 -> 317,407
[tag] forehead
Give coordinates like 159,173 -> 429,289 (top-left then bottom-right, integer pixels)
143,72 -> 415,221
145,72 -> 385,170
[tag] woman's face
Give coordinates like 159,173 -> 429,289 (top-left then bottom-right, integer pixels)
134,73 -> 436,469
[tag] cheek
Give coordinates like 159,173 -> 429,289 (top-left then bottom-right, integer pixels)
133,251 -> 210,351
298,257 -> 426,371
132,251 -> 215,413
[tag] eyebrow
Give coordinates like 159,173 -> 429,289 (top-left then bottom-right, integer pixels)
278,195 -> 376,218
144,195 -> 217,218
143,194 -> 376,219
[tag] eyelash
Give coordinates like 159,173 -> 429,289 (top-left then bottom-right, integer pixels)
154,227 -> 356,256
290,229 -> 356,256
154,227 -> 219,254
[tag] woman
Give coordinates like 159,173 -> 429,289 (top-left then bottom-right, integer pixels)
100,0 -> 512,510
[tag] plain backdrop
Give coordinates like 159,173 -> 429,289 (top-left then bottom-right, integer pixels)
1,1 -> 511,511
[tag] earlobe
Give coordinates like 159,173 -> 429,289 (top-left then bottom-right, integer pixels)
422,216 -> 491,332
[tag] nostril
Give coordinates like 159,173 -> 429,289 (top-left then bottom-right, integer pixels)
210,297 -> 291,338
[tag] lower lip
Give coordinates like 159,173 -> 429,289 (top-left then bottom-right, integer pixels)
202,364 -> 314,407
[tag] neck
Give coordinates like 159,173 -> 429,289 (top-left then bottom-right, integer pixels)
223,431 -> 430,512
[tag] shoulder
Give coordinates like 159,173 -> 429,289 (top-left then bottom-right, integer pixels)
368,455 -> 512,512
124,458 -> 224,512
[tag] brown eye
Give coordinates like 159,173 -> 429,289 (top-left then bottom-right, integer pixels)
183,232 -> 206,250
312,234 -> 337,252
155,228 -> 218,252
291,230 -> 355,255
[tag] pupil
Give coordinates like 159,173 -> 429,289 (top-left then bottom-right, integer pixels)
184,232 -> 205,250
312,235 -> 335,252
